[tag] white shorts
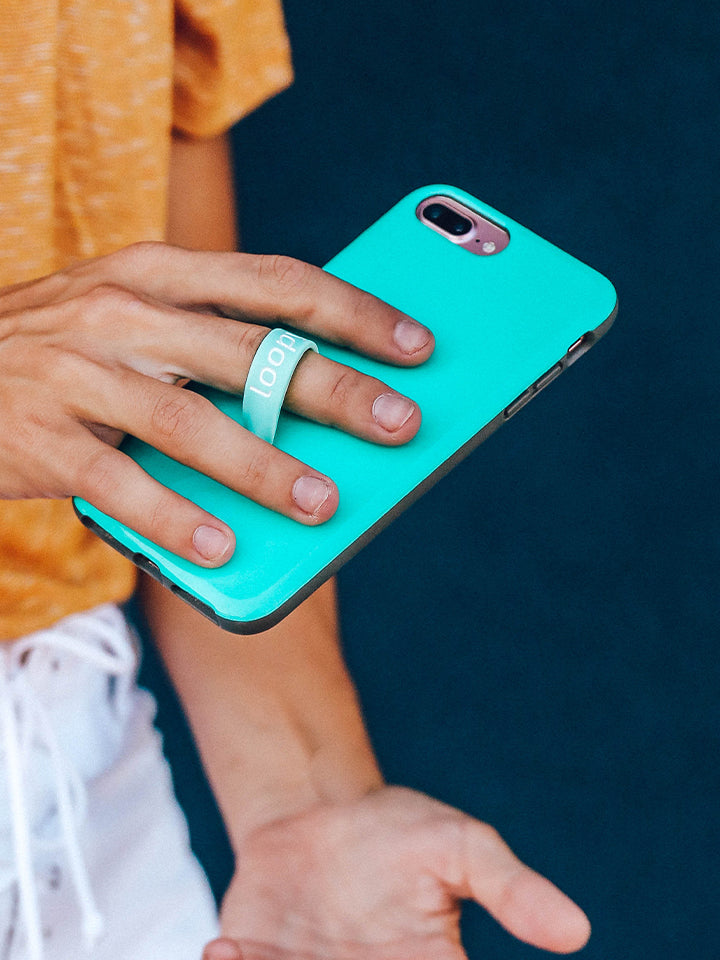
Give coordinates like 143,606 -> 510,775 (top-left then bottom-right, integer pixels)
0,606 -> 219,960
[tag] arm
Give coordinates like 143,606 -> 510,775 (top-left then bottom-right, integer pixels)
166,132 -> 239,252
151,133 -> 591,960
141,575 -> 383,840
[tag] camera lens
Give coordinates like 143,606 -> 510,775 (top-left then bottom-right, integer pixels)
422,202 -> 471,237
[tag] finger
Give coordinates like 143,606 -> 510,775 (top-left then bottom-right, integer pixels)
81,370 -> 339,525
158,309 -> 421,445
173,316 -> 422,444
72,439 -> 237,567
93,244 -> 435,366
285,354 -> 421,445
441,818 -> 591,954
202,939 -> 242,960
78,291 -> 422,446
225,252 -> 436,366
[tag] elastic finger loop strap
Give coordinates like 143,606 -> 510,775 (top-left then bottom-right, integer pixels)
243,328 -> 319,443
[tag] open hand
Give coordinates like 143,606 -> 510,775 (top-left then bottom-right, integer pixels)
202,787 -> 590,960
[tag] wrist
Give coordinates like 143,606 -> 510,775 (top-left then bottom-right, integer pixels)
142,575 -> 384,853
219,701 -> 384,851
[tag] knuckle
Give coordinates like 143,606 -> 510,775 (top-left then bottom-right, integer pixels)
256,255 -> 316,308
468,819 -> 502,851
127,239 -> 167,258
68,242 -> 167,286
75,447 -> 120,501
345,287 -> 384,341
326,366 -> 357,414
323,365 -> 370,426
48,349 -> 94,392
348,287 -> 376,325
78,282 -> 141,316
145,492 -> 181,542
235,444 -> 273,493
233,322 -> 271,367
150,390 -> 204,445
107,240 -> 168,272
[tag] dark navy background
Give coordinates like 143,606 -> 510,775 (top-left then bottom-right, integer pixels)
139,2 -> 720,958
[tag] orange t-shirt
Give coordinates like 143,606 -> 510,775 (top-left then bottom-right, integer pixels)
0,0 -> 292,640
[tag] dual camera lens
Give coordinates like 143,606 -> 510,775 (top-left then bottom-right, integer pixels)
417,195 -> 510,256
422,202 -> 472,236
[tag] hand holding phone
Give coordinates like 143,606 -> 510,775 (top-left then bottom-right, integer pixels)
0,242 -> 434,565
74,186 -> 617,632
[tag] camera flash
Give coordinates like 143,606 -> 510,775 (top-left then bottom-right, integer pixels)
482,241 -> 496,254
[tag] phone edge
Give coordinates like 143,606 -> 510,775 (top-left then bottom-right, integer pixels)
74,297 -> 618,634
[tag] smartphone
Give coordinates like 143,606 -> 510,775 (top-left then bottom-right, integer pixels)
74,185 -> 617,633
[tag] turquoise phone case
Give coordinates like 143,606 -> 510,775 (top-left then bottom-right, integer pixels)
74,185 -> 617,632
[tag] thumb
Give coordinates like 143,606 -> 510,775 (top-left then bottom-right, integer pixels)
439,816 -> 591,954
202,938 -> 243,960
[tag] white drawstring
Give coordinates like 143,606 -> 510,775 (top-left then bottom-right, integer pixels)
0,661 -> 43,960
0,607 -> 136,959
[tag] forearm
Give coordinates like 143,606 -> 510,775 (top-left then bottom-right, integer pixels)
166,130 -> 239,251
141,576 -> 383,848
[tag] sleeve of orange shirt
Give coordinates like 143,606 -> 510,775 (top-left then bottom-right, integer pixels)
173,0 -> 294,138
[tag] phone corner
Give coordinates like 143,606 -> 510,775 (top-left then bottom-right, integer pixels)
596,278 -> 619,335
71,495 -> 94,526
404,183 -> 468,206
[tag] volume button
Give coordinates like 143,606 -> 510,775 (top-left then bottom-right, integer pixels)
534,362 -> 563,391
504,388 -> 534,419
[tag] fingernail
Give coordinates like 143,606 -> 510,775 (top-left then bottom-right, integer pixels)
372,392 -> 416,432
292,475 -> 332,516
193,525 -> 232,561
393,317 -> 432,355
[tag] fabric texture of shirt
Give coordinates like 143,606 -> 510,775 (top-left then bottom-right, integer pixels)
0,0 -> 293,640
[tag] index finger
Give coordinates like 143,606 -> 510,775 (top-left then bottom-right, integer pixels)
98,244 -> 436,367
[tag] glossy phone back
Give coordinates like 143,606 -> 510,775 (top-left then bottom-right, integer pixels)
74,185 -> 617,631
